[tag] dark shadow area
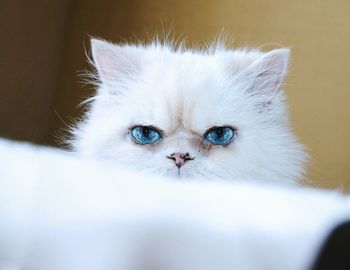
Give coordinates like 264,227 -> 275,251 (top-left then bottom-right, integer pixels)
312,221 -> 350,270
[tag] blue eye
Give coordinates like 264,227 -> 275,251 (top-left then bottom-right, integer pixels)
204,126 -> 236,145
130,126 -> 162,145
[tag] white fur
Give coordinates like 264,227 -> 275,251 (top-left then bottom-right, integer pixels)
71,39 -> 306,183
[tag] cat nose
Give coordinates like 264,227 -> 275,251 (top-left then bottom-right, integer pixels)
167,152 -> 194,168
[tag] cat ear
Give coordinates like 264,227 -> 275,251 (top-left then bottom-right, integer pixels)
90,38 -> 141,86
241,49 -> 290,101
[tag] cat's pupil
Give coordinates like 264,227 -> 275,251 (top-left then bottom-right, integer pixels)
216,129 -> 223,137
143,128 -> 149,136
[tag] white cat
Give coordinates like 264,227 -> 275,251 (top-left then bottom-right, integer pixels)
71,38 -> 306,183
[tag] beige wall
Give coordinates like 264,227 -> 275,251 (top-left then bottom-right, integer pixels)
1,0 -> 349,190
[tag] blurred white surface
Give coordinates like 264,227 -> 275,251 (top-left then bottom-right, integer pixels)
0,138 -> 349,270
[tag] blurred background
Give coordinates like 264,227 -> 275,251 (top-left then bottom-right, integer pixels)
1,0 -> 349,190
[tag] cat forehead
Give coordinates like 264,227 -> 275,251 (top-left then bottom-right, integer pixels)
115,47 -> 266,131
123,93 -> 236,134
94,42 -> 289,132
133,46 -> 265,97
123,73 -> 244,133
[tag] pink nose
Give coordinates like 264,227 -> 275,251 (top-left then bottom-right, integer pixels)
167,152 -> 194,168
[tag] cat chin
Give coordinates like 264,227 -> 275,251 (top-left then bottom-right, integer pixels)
163,167 -> 197,180
163,166 -> 220,181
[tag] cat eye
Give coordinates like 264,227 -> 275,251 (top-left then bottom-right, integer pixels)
203,126 -> 236,145
130,126 -> 162,145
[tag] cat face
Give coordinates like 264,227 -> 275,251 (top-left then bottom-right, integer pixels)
72,39 -> 306,183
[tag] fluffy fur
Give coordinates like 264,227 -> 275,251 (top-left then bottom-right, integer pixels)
71,38 -> 306,183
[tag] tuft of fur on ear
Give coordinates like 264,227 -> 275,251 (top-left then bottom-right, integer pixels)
90,39 -> 142,89
241,49 -> 290,102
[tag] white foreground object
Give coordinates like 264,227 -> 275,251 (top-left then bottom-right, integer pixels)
0,139 -> 349,270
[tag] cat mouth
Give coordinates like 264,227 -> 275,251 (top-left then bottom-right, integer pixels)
165,166 -> 193,179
